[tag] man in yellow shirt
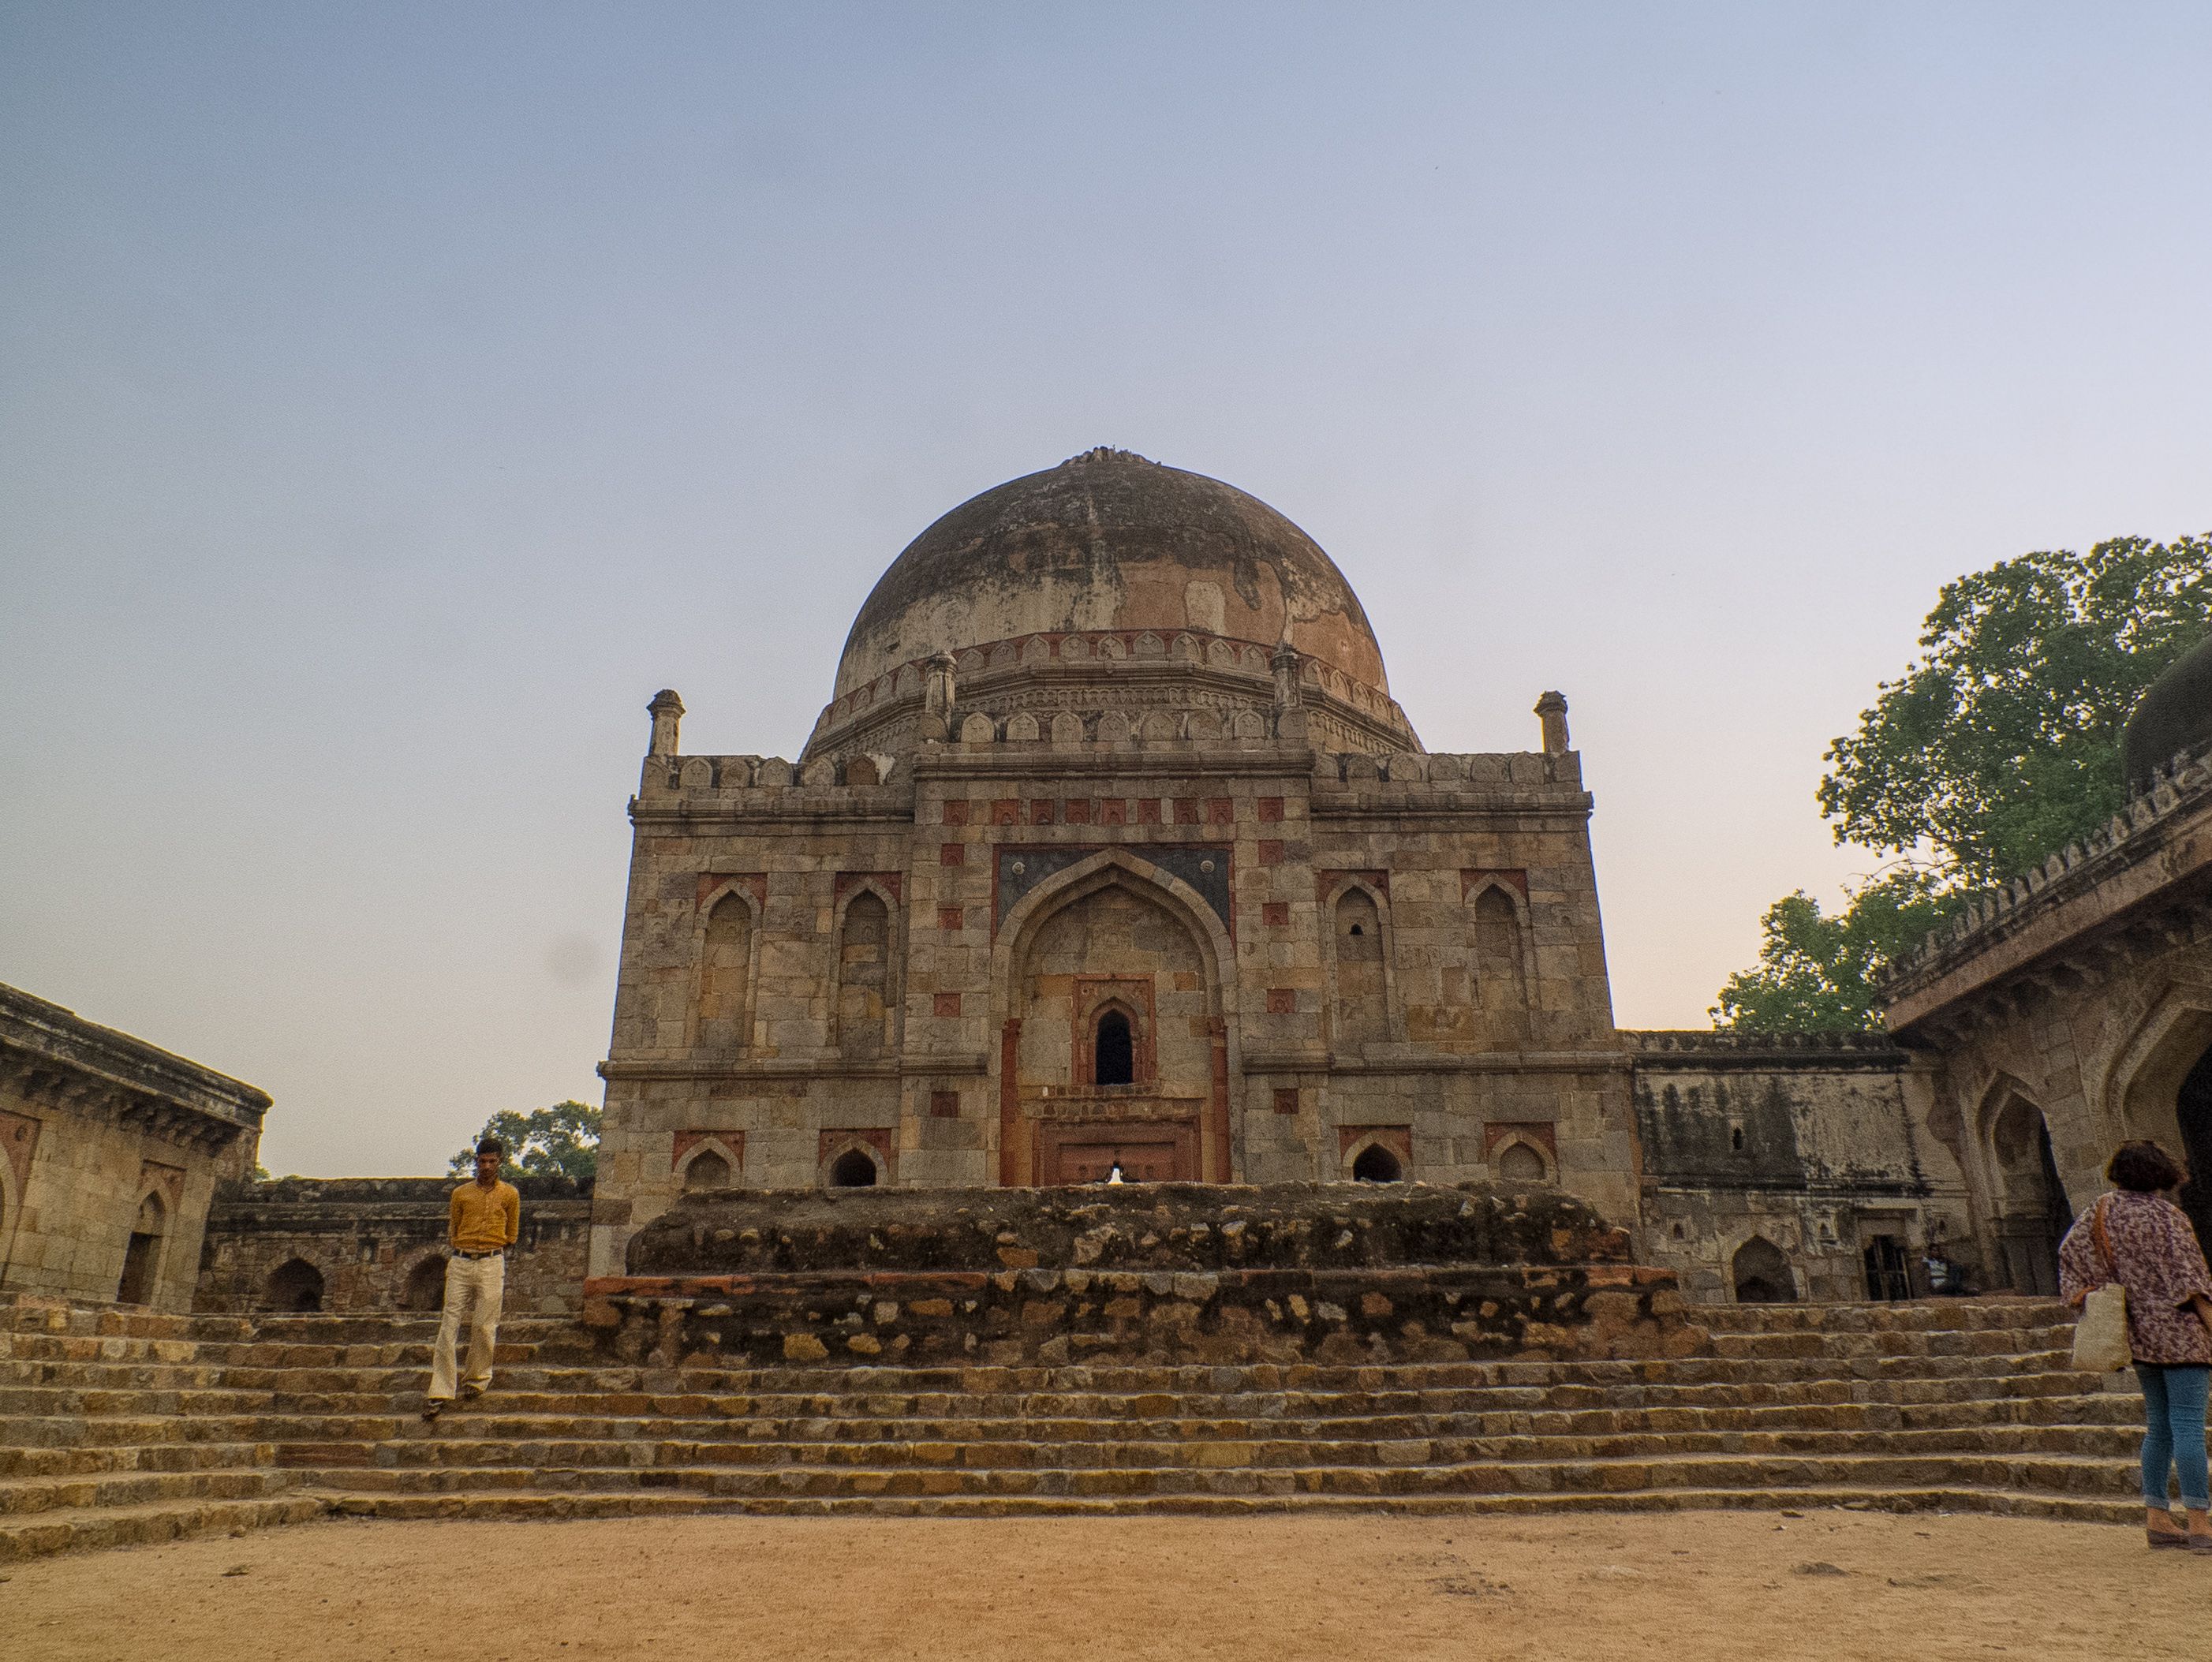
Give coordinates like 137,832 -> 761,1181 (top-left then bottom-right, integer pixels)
422,1137 -> 521,1421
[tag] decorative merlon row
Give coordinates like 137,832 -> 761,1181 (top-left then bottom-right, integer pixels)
1884,739 -> 2212,984
637,744 -> 1582,801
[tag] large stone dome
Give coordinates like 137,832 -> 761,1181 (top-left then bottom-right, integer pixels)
2123,631 -> 2212,790
831,449 -> 1389,700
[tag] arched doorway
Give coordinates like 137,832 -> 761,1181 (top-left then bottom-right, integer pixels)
402,1255 -> 448,1312
1732,1237 -> 1795,1303
265,1257 -> 326,1312
1988,1095 -> 2068,1296
998,856 -> 1232,1186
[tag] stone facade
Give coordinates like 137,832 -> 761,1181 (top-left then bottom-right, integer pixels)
194,1177 -> 592,1317
585,451 -> 1929,1300
1882,734 -> 2212,1295
1627,1031 -> 1971,1303
0,983 -> 267,1312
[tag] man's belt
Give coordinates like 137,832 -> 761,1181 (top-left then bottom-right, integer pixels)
452,1249 -> 506,1260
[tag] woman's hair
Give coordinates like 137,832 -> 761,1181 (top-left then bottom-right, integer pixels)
2108,1139 -> 2186,1193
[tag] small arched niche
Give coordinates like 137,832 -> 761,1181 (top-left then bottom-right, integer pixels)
1731,1237 -> 1796,1304
1496,1141 -> 1548,1184
1351,1142 -> 1403,1183
697,890 -> 753,1051
828,1148 -> 879,1188
835,890 -> 893,1057
265,1257 -> 326,1313
683,1148 -> 731,1193
1332,887 -> 1388,1050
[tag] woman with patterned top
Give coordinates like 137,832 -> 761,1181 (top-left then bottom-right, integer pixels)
2059,1139 -> 2212,1552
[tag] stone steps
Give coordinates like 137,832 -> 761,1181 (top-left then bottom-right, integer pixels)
0,1440 -> 275,1480
0,1493 -> 329,1563
275,1423 -> 2146,1476
284,1448 -> 2147,1503
0,1293 -> 2146,1559
313,1480 -> 2136,1526
0,1466 -> 296,1518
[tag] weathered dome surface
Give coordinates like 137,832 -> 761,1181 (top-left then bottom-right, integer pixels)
832,449 -> 1389,699
2123,633 -> 2212,790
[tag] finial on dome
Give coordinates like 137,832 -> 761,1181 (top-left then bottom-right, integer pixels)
1062,446 -> 1154,468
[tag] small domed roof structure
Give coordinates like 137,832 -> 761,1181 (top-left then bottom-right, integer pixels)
2123,632 -> 2212,790
831,449 -> 1388,700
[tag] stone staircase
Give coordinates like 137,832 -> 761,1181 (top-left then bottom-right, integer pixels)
0,1292 -> 2153,1559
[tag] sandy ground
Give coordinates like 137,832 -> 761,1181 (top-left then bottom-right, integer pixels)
2,1508 -> 2199,1661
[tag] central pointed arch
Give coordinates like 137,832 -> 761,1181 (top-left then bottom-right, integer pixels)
990,848 -> 1241,1185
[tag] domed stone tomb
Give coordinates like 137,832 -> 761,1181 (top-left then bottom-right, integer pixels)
592,450 -> 1631,1285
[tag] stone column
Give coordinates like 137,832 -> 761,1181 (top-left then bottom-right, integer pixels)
1534,691 -> 1570,756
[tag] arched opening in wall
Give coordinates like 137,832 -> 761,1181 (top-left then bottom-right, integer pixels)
828,1148 -> 878,1188
835,891 -> 891,1057
1472,885 -> 1529,1040
1351,1143 -> 1403,1183
683,1148 -> 731,1193
1332,888 -> 1388,1051
1093,1008 -> 1135,1086
402,1256 -> 447,1312
1496,1141 -> 1547,1184
114,1191 -> 166,1305
264,1257 -> 326,1313
1990,1095 -> 2067,1296
697,891 -> 753,1051
2177,1044 -> 2212,1249
1732,1237 -> 1796,1303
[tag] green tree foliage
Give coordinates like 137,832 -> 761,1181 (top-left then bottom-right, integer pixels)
1717,535 -> 2210,1033
1709,872 -> 1963,1033
1818,536 -> 2212,886
450,1100 -> 601,1185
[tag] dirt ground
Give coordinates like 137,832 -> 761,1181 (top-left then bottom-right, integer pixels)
3,1508 -> 2198,1661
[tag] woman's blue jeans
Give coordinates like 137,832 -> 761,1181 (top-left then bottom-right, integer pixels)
2135,1364 -> 2211,1511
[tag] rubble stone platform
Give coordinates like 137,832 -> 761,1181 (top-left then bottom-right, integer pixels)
586,1182 -> 1696,1369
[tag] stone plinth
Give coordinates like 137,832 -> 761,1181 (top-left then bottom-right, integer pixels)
582,1181 -> 1699,1368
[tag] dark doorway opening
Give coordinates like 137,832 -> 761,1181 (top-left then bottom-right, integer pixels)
1862,1234 -> 1912,1302
265,1257 -> 325,1312
1351,1143 -> 1403,1183
2177,1044 -> 2212,1249
1732,1236 -> 1795,1303
829,1148 -> 878,1187
1094,1010 -> 1134,1086
116,1232 -> 159,1305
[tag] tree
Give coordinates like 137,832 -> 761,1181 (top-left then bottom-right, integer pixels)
1716,534 -> 2211,1032
1709,872 -> 1963,1033
450,1100 -> 601,1186
1818,536 -> 2212,886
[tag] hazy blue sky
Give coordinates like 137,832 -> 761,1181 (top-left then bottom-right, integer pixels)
4,4 -> 2208,1175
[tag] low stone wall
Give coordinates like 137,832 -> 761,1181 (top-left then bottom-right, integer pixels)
196,1177 -> 592,1316
585,1181 -> 1699,1368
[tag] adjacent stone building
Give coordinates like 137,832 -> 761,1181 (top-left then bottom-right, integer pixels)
0,982 -> 267,1311
193,1176 -> 591,1316
1881,637 -> 2212,1296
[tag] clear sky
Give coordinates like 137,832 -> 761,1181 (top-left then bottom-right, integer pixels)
4,4 -> 2208,1176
